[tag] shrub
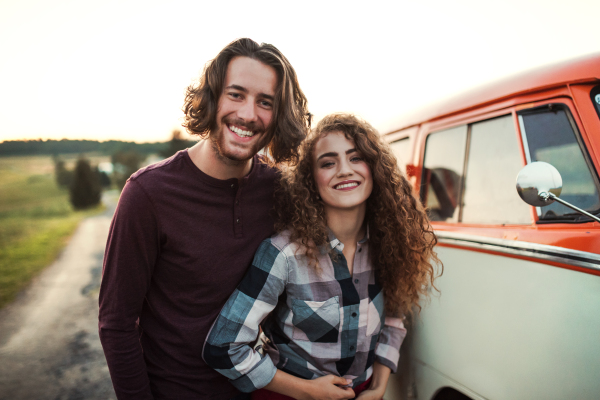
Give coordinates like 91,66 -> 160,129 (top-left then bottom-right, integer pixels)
69,158 -> 101,209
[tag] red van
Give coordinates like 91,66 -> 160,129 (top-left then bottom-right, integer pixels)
382,54 -> 600,400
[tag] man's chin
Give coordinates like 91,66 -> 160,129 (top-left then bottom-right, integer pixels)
211,141 -> 256,165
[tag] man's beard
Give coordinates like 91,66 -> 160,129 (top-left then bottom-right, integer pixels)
209,134 -> 248,166
210,117 -> 269,165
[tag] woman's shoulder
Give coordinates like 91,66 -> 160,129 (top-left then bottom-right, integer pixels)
257,229 -> 309,256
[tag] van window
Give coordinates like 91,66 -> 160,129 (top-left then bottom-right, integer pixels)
390,137 -> 411,175
591,85 -> 600,120
519,104 -> 600,221
422,125 -> 467,222
461,115 -> 531,224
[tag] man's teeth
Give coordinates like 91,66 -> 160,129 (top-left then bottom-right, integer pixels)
230,125 -> 255,137
335,182 -> 359,189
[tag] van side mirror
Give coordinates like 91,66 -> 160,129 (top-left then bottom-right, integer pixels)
516,161 -> 600,223
516,162 -> 562,207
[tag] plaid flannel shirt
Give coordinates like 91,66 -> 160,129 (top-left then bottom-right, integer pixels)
203,230 -> 406,393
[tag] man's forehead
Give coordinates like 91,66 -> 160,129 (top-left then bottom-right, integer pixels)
224,56 -> 277,96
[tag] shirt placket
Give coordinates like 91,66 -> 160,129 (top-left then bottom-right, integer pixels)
232,181 -> 243,238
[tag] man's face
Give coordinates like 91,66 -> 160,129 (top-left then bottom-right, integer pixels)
211,56 -> 278,163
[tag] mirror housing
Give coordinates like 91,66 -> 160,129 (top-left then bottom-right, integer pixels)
516,162 -> 562,207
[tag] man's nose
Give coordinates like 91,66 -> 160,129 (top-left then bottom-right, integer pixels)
237,100 -> 258,122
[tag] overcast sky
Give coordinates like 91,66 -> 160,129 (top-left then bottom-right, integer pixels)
0,0 -> 598,143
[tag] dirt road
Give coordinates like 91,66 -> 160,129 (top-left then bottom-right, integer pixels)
0,192 -> 118,400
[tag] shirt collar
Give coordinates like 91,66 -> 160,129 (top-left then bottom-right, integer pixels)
326,224 -> 370,251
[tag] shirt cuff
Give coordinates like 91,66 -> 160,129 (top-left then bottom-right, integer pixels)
229,353 -> 277,393
374,342 -> 400,373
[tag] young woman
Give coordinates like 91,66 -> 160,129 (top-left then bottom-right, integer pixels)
203,113 -> 439,400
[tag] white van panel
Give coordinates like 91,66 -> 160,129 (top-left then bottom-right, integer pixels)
409,245 -> 600,399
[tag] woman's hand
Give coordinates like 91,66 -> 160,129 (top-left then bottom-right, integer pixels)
265,370 -> 354,400
354,361 -> 391,400
302,375 -> 355,400
355,386 -> 386,399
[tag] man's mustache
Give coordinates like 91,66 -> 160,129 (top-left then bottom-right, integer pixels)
223,117 -> 263,133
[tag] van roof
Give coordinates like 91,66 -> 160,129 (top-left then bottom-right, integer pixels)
384,52 -> 600,133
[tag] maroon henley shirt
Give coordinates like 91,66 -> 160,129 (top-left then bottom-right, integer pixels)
99,150 -> 277,399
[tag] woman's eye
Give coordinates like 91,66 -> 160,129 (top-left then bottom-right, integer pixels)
321,161 -> 334,168
351,156 -> 363,162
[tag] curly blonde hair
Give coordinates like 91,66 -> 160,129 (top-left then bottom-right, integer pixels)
275,113 -> 441,316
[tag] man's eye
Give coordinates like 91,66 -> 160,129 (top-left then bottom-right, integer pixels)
260,100 -> 273,108
229,92 -> 241,99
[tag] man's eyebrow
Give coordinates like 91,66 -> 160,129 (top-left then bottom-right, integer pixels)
225,84 -> 248,93
225,85 -> 274,101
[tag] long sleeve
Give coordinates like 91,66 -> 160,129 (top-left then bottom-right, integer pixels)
98,179 -> 159,399
374,316 -> 407,373
203,239 -> 288,393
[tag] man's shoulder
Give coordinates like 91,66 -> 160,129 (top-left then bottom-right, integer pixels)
251,154 -> 280,182
129,150 -> 189,183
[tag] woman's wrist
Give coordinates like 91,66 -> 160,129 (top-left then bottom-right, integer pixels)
368,361 -> 392,393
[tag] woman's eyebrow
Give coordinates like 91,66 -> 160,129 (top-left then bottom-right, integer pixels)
316,152 -> 338,161
316,148 -> 357,162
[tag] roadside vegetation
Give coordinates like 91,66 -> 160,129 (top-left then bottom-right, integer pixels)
0,132 -> 194,309
0,156 -> 105,309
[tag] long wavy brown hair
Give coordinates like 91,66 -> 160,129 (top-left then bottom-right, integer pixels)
182,38 -> 311,164
276,113 -> 441,316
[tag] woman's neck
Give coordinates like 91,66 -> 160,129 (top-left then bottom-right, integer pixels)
325,204 -> 367,247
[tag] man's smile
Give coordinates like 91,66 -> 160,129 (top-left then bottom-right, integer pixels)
228,124 -> 256,138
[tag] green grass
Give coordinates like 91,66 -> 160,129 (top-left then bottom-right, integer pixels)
0,155 -> 104,309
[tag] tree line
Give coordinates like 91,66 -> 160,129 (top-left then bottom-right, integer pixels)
48,130 -> 196,209
0,137 -> 195,157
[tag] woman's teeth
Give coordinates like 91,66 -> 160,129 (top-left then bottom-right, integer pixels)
230,125 -> 255,138
335,182 -> 359,189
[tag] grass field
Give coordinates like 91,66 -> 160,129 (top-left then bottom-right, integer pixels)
0,155 -> 107,309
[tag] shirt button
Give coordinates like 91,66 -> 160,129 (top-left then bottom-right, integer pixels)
236,218 -> 240,223
352,312 -> 357,317
235,200 -> 239,205
349,346 -> 355,351
231,183 -> 235,188
354,279 -> 359,284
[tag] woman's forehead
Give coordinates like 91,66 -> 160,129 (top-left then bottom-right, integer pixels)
313,131 -> 355,156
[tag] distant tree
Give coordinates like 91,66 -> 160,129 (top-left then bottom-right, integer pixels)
54,158 -> 74,188
95,166 -> 112,188
160,129 -> 195,159
112,151 -> 146,189
70,158 -> 102,209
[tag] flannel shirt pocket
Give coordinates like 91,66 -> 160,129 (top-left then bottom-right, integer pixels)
291,296 -> 340,343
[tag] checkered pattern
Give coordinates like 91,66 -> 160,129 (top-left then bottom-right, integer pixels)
203,230 -> 407,393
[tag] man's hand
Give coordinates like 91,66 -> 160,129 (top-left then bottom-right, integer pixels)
301,375 -> 355,400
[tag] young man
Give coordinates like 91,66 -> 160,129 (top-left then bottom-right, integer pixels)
98,38 -> 310,400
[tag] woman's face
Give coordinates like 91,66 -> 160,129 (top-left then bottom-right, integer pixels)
312,131 -> 373,213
